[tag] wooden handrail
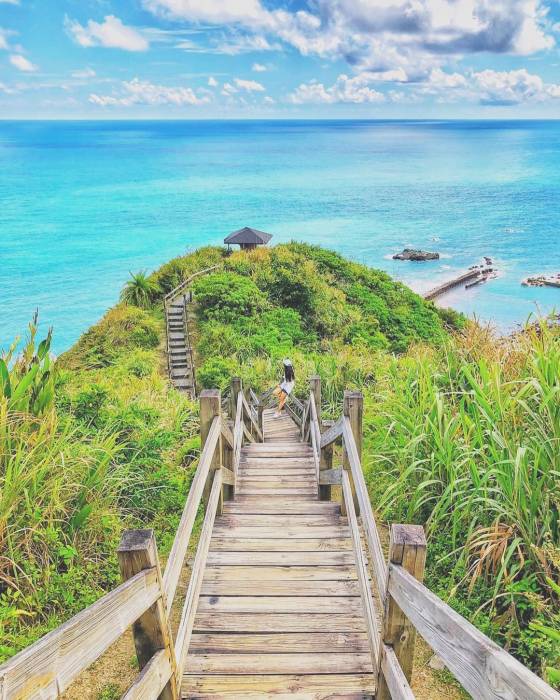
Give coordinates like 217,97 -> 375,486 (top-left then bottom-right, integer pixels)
162,415 -> 221,613
388,565 -> 560,700
164,265 -> 220,305
0,569 -> 160,697
175,469 -> 223,681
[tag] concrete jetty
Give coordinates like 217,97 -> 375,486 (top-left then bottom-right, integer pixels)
424,266 -> 493,301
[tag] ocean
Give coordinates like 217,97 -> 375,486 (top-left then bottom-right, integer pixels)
1,119 -> 559,354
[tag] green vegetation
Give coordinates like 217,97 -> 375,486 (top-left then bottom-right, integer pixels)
2,241 -> 558,689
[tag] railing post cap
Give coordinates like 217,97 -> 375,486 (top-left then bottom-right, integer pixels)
391,523 -> 427,548
117,528 -> 154,553
344,390 -> 363,400
309,374 -> 321,381
200,389 -> 221,399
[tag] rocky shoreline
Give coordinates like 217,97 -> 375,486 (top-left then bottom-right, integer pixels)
522,274 -> 560,288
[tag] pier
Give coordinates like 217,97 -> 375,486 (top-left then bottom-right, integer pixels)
424,266 -> 493,301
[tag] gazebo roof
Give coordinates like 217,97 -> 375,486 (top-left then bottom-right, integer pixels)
224,227 -> 273,245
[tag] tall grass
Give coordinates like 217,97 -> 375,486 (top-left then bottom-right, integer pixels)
367,321 -> 560,671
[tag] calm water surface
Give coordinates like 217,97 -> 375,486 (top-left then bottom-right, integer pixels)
1,120 -> 559,353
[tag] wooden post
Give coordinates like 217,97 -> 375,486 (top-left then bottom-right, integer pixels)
309,375 -> 321,431
118,529 -> 178,700
231,377 -> 242,421
200,389 -> 223,511
341,390 -> 363,516
377,524 -> 427,700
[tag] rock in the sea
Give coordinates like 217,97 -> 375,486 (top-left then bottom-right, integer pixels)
393,248 -> 440,262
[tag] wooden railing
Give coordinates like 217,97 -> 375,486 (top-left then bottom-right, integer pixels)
163,265 -> 220,306
300,377 -> 560,700
0,385 -> 261,700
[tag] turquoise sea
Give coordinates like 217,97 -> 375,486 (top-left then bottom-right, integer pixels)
1,120 -> 559,354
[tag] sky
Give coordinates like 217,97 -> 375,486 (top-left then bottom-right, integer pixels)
1,0 -> 560,119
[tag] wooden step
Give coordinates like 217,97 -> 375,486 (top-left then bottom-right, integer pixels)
182,673 -> 376,698
203,566 -> 357,581
206,552 -> 355,567
223,501 -> 340,514
189,632 -> 369,653
200,579 -> 359,596
193,613 -> 367,633
185,652 -> 372,674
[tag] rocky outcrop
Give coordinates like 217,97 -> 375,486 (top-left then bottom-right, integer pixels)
393,248 -> 440,261
522,274 -> 560,288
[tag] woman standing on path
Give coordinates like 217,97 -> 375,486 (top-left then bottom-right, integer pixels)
274,359 -> 295,417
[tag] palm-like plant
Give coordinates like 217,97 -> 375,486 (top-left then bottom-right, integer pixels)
120,271 -> 160,309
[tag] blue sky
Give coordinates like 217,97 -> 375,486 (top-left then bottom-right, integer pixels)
1,0 -> 560,118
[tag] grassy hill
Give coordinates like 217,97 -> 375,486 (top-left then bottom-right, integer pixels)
1,243 -> 558,688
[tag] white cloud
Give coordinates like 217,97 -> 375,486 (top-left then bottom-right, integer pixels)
252,62 -> 267,72
9,54 -> 37,72
264,95 -> 275,103
289,74 -> 385,104
65,15 -> 149,52
221,81 -> 238,96
71,67 -> 96,79
234,77 -> 265,91
208,76 -> 218,87
473,68 -> 560,104
89,78 -> 210,106
0,0 -> 20,4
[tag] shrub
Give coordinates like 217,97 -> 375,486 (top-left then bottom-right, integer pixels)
193,273 -> 266,323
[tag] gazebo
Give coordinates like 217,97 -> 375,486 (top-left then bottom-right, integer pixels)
224,226 -> 273,251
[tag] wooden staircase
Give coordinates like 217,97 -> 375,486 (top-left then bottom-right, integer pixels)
182,408 -> 376,698
166,294 -> 195,395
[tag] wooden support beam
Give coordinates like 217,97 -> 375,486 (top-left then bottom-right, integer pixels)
341,390 -> 363,516
200,389 -> 223,511
230,377 -> 242,422
377,524 -> 427,700
118,529 -> 178,700
309,375 -> 321,431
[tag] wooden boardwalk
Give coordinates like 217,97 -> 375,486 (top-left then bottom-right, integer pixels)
183,409 -> 376,698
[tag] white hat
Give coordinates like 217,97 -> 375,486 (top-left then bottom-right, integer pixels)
283,358 -> 293,366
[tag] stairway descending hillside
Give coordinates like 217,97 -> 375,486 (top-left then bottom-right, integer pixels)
182,408 -> 376,699
166,294 -> 195,396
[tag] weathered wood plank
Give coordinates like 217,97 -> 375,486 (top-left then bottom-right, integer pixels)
319,468 -> 342,485
197,595 -> 362,614
212,526 -> 351,539
236,488 -> 317,496
320,415 -> 344,449
186,652 -> 373,674
200,579 -> 360,596
206,551 -> 355,566
182,673 -> 376,697
223,501 -> 340,514
238,474 -> 315,483
0,570 -> 160,699
175,471 -> 223,678
209,537 -> 352,552
379,645 -> 415,700
388,564 -> 560,700
122,649 -> 173,700
220,467 -> 235,486
342,470 -> 380,671
203,566 -> 358,581
189,632 -> 369,654
217,514 -> 337,527
162,415 -> 220,613
193,613 -> 368,632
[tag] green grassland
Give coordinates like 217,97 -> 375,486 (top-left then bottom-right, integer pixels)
1,243 -> 558,686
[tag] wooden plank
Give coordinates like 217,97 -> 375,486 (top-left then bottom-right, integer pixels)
175,471 -> 223,678
319,468 -> 342,485
200,579 -> 360,596
206,551 -> 355,566
343,416 -> 388,599
189,632 -> 369,654
193,613 -> 368,633
236,488 -> 317,496
197,595 -> 362,614
122,649 -> 173,700
379,645 -> 415,700
182,673 -> 376,697
203,566 -> 358,581
212,527 -> 350,539
342,470 -> 380,671
186,652 -> 373,674
223,501 -> 340,515
0,569 -> 160,699
210,537 -> 352,552
220,467 -> 235,486
238,474 -> 314,483
220,420 -> 234,450
162,415 -> 220,613
217,514 -> 337,527
320,415 -> 344,449
232,494 -> 318,504
388,564 -> 560,700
